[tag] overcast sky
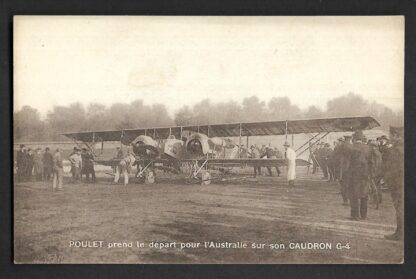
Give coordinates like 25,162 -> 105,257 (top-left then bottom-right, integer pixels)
14,16 -> 404,117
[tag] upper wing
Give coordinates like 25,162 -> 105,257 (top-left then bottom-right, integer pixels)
61,116 -> 380,142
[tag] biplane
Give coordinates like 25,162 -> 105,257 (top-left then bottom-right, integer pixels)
61,116 -> 380,184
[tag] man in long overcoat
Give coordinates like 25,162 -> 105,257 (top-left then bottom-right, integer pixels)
383,128 -> 404,241
16,144 -> 26,182
345,131 -> 372,220
339,135 -> 353,205
81,148 -> 96,183
42,147 -> 54,181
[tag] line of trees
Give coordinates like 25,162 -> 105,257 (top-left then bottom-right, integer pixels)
14,93 -> 403,142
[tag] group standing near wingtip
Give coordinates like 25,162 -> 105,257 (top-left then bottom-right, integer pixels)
310,128 -> 403,241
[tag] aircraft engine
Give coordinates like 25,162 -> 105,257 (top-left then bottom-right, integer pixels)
132,135 -> 160,158
185,133 -> 210,157
163,135 -> 184,159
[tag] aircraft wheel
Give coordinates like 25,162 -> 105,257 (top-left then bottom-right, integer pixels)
145,169 -> 156,184
201,170 -> 211,186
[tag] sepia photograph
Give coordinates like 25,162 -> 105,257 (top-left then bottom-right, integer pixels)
13,16 -> 404,264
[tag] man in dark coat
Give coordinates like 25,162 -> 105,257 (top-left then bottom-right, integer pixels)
81,148 -> 96,183
339,135 -> 353,205
331,138 -> 343,181
249,145 -> 261,177
345,131 -> 372,220
68,146 -> 78,181
16,144 -> 26,182
262,145 -> 281,176
320,143 -> 332,181
315,143 -> 325,177
25,148 -> 34,181
324,143 -> 335,181
42,147 -> 54,181
310,143 -> 319,174
383,128 -> 404,241
369,141 -> 383,209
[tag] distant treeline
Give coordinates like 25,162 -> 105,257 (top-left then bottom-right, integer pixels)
14,93 -> 403,142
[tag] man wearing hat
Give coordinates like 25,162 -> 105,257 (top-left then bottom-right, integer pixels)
42,147 -> 54,181
53,148 -> 64,191
313,142 -> 323,175
33,147 -> 44,181
377,135 -> 389,156
69,147 -> 82,183
383,127 -> 404,240
329,140 -> 342,181
338,135 -> 353,205
369,140 -> 383,209
25,148 -> 34,181
68,146 -> 78,181
249,144 -> 262,177
345,130 -> 372,220
315,142 -> 328,179
284,141 -> 296,186
309,142 -> 319,174
81,148 -> 96,183
322,143 -> 334,181
262,144 -> 281,177
16,144 -> 26,182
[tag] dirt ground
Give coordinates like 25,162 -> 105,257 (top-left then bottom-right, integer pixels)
14,167 -> 403,264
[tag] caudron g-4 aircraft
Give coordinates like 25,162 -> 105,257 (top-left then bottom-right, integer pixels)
61,116 -> 380,185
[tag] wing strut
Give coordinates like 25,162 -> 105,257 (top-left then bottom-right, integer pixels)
296,132 -> 330,157
295,133 -> 321,153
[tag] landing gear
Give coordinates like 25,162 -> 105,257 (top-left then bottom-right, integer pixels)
201,170 -> 211,186
144,169 -> 156,184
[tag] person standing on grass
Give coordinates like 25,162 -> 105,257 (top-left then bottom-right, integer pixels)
345,130 -> 372,221
81,148 -> 96,183
249,145 -> 261,178
52,148 -> 64,191
33,148 -> 44,181
114,151 -> 136,186
69,148 -> 82,183
42,147 -> 53,181
25,148 -> 34,181
284,141 -> 296,187
16,144 -> 26,182
383,128 -> 404,241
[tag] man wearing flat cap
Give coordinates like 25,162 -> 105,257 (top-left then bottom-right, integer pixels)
284,141 -> 296,186
344,130 -> 372,220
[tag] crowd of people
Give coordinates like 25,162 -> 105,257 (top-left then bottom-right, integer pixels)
310,129 -> 403,240
248,144 -> 283,177
15,145 -> 96,190
16,145 -> 54,183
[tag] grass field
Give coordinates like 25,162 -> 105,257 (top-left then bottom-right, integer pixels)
14,167 -> 403,264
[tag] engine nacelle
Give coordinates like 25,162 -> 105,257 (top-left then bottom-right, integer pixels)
132,135 -> 160,158
163,136 -> 184,159
186,133 -> 210,157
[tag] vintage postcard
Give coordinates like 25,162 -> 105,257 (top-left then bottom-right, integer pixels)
13,16 -> 404,264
